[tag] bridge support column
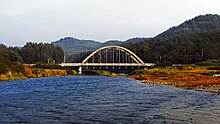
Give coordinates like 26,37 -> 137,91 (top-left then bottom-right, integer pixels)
78,66 -> 82,75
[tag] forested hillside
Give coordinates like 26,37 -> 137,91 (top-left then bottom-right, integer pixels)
124,14 -> 220,65
156,14 -> 220,38
52,14 -> 220,64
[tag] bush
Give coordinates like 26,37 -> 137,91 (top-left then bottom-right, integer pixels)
72,70 -> 77,75
196,59 -> 220,66
22,64 -> 32,77
0,75 -> 7,80
129,69 -> 148,75
0,63 -> 10,74
83,70 -> 111,75
207,66 -> 220,70
65,68 -> 74,75
31,64 -> 64,69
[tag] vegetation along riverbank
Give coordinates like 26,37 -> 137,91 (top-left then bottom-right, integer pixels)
0,63 -> 76,80
128,65 -> 220,93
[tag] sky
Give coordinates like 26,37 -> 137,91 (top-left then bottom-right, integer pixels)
0,0 -> 220,46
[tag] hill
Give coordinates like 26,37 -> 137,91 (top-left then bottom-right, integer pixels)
52,37 -> 147,62
125,14 -> 220,65
52,37 -> 147,52
52,14 -> 220,64
156,14 -> 220,38
52,37 -> 101,52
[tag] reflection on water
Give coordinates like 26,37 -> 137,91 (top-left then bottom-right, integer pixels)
0,76 -> 220,123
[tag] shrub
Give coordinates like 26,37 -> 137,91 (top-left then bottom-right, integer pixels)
83,70 -> 110,75
0,75 -> 7,80
72,70 -> 77,75
196,59 -> 220,66
0,63 -> 10,74
129,69 -> 148,75
31,64 -> 64,69
22,64 -> 32,77
207,66 -> 220,70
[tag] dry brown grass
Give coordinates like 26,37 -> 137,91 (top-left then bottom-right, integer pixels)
128,66 -> 220,88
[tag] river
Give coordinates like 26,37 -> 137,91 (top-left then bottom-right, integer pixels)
0,76 -> 220,123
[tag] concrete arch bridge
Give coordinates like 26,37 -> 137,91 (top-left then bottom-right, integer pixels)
60,45 -> 155,74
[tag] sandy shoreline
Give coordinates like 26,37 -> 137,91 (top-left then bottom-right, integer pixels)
191,85 -> 220,93
141,80 -> 220,93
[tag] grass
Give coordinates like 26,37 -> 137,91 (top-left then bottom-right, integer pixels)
128,65 -> 220,88
0,63 -> 79,80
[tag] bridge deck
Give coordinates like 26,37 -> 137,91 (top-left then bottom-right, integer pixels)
60,63 -> 155,67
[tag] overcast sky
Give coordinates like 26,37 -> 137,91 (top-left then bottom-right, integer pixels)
0,0 -> 220,46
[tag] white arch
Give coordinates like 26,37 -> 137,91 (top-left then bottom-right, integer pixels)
82,45 -> 144,64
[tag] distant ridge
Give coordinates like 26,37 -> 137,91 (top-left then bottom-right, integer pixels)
156,14 -> 220,38
52,37 -> 147,53
52,37 -> 100,52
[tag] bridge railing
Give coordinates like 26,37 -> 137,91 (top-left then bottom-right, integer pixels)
60,63 -> 155,67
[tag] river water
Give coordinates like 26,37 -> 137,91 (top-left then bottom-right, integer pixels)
0,76 -> 220,123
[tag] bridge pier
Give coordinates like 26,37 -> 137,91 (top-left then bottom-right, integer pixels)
78,66 -> 82,75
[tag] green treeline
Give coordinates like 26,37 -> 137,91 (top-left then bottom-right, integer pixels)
1,42 -> 64,64
0,43 -> 64,79
0,44 -> 23,74
18,42 -> 64,64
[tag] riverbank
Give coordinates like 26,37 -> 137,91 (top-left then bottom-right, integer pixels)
0,63 -> 125,81
0,68 -> 69,81
0,63 -> 72,81
128,66 -> 220,93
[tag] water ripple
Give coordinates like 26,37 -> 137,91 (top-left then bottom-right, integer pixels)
0,76 -> 220,123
